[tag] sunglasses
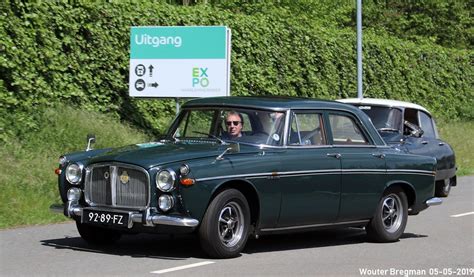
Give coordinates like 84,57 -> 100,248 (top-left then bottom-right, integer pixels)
225,121 -> 241,126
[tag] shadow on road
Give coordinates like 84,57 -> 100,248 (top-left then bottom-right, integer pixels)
41,228 -> 427,259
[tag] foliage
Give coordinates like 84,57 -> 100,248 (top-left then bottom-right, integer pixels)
1,1 -> 472,143
0,105 -> 150,229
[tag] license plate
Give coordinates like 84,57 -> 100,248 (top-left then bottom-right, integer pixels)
83,209 -> 130,228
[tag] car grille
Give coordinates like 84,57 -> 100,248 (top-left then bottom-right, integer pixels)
84,163 -> 149,209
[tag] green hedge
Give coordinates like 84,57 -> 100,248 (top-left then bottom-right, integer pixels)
1,2 -> 472,141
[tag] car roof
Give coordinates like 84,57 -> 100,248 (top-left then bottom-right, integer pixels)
337,98 -> 430,115
183,96 -> 359,112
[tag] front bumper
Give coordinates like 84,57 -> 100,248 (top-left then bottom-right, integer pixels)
50,202 -> 199,228
425,197 -> 443,206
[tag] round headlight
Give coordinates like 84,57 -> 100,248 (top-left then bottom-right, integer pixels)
179,164 -> 190,176
158,194 -> 174,212
67,187 -> 82,201
65,163 -> 83,184
156,169 -> 176,192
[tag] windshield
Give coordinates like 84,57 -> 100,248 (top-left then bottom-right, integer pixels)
168,108 -> 286,146
357,106 -> 402,132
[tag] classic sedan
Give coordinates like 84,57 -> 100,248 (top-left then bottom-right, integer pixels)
338,98 -> 456,197
53,97 -> 442,258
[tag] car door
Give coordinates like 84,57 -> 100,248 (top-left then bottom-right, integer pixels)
276,111 -> 341,227
326,112 -> 387,222
404,110 -> 455,180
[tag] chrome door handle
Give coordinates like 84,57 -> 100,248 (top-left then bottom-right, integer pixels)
327,153 -> 341,159
372,153 -> 385,159
439,142 -> 445,146
421,141 -> 429,145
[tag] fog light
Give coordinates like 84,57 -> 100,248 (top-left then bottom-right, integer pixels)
67,187 -> 82,201
158,194 -> 174,212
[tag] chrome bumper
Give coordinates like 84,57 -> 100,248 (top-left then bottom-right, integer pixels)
50,202 -> 199,228
425,197 -> 443,206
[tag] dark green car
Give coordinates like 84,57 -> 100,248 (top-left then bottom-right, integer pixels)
53,97 -> 442,258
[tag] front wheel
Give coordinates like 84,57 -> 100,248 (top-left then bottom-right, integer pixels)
199,189 -> 250,258
366,187 -> 408,242
76,221 -> 122,245
435,179 -> 451,197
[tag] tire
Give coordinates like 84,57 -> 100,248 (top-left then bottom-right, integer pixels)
366,187 -> 408,242
435,179 -> 451,197
199,189 -> 250,258
76,221 -> 122,245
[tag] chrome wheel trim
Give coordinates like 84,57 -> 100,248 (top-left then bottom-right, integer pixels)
218,201 -> 244,247
381,194 -> 403,233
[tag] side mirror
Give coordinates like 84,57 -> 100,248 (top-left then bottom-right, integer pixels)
86,134 -> 96,151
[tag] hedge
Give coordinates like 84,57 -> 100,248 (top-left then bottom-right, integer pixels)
1,1 -> 472,141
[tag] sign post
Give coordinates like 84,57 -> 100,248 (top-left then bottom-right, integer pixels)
129,26 -> 231,106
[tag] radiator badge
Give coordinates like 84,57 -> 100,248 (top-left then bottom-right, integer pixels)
120,171 -> 129,184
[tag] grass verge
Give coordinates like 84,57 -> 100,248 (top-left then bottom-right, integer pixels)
0,107 -> 471,229
0,105 -> 150,229
437,121 -> 474,176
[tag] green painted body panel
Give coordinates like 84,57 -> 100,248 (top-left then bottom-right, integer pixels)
56,97 -> 437,235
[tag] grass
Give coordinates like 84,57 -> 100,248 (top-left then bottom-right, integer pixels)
0,105 -> 151,229
0,105 -> 472,229
437,121 -> 474,176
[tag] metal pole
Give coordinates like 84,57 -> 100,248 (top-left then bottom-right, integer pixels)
357,0 -> 363,99
175,98 -> 180,115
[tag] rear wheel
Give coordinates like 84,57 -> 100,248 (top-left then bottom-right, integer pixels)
199,189 -> 250,258
76,221 -> 122,245
366,187 -> 408,242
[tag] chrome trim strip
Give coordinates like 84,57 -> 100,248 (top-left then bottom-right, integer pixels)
195,169 -> 435,182
151,215 -> 199,227
425,197 -> 443,206
260,220 -> 369,232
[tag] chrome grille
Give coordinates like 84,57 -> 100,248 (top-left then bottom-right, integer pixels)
85,163 -> 149,209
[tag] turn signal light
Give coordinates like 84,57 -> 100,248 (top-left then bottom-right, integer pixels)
55,168 -> 62,175
180,178 -> 195,186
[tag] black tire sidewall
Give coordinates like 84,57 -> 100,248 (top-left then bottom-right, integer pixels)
199,189 -> 250,258
367,187 -> 408,242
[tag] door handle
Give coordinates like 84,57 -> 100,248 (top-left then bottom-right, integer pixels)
327,153 -> 341,159
372,153 -> 386,159
421,141 -> 429,145
438,142 -> 445,146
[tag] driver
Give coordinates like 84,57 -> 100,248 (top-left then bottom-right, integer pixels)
224,111 -> 244,140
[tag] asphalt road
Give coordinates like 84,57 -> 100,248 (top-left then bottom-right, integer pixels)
1,176 -> 473,277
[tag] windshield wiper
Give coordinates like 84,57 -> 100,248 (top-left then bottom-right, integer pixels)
377,128 -> 400,133
192,131 -> 227,145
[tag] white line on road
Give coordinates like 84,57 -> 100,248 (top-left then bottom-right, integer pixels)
150,261 -> 215,274
450,211 -> 474,218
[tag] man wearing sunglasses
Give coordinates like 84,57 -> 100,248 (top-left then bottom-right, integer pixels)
224,111 -> 244,140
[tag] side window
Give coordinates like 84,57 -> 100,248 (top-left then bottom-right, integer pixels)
289,112 -> 326,146
419,111 -> 436,138
176,110 -> 215,138
329,114 -> 368,145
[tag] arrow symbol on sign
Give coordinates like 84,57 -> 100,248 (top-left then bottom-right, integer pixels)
149,65 -> 154,77
148,82 -> 159,88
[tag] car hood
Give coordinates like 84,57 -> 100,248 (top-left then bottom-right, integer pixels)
85,141 -> 255,169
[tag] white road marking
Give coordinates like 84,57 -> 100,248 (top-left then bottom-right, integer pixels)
150,261 -> 215,274
450,211 -> 474,218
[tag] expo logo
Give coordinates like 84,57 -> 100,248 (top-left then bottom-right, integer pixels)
192,67 -> 209,87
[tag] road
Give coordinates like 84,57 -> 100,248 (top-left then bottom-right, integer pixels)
1,176 -> 473,276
